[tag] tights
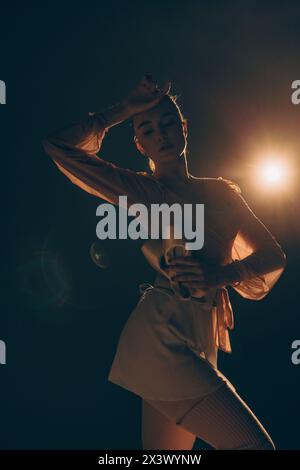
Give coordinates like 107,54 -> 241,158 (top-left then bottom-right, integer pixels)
142,382 -> 275,450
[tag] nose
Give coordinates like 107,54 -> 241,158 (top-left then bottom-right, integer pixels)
156,125 -> 169,143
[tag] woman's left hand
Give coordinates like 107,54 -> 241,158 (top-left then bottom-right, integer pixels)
164,256 -> 227,289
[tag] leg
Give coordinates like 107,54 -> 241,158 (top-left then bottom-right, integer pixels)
177,382 -> 276,450
141,399 -> 197,450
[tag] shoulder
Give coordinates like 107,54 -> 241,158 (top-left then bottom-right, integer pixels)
200,176 -> 243,210
192,175 -> 242,195
189,175 -> 241,191
216,176 -> 242,193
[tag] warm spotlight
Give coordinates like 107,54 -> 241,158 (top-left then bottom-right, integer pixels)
255,157 -> 291,189
261,162 -> 283,184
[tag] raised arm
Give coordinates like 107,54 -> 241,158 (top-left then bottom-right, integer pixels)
42,75 -> 171,207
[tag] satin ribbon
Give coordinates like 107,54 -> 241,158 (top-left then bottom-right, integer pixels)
214,287 -> 234,353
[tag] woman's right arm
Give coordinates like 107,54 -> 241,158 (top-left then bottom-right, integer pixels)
42,105 -> 162,207
42,75 -> 171,207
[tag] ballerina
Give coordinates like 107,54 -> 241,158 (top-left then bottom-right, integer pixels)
43,74 -> 286,450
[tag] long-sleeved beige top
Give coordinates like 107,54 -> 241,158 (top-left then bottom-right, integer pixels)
42,111 -> 287,354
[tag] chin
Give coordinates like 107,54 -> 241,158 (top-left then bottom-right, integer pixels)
156,149 -> 181,164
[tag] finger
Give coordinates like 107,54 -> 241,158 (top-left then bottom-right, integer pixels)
140,74 -> 157,92
156,79 -> 171,96
163,79 -> 171,94
165,263 -> 199,270
182,282 -> 209,290
181,282 -> 209,289
165,266 -> 203,275
168,257 -> 199,266
167,265 -> 204,275
171,274 -> 205,282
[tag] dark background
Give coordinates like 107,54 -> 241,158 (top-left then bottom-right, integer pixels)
0,0 -> 299,449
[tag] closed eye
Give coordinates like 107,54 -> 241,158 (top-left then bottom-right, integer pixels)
143,121 -> 176,136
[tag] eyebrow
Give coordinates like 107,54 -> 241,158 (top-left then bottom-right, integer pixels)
137,111 -> 176,130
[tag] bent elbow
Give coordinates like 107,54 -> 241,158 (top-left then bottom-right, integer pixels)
42,134 -> 64,163
268,236 -> 287,270
42,135 -> 54,154
280,250 -> 287,269
272,245 -> 287,271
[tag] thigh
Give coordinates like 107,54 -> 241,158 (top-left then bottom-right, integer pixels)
141,399 -> 197,450
177,382 -> 276,450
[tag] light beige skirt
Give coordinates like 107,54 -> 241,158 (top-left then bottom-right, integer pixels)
107,280 -> 236,402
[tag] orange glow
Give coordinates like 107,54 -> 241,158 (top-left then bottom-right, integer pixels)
254,156 -> 291,189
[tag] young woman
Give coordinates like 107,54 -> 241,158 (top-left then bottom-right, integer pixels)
43,74 -> 286,450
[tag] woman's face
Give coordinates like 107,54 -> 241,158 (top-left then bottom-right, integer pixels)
133,97 -> 187,166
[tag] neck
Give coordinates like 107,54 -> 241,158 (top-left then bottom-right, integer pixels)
153,153 -> 190,185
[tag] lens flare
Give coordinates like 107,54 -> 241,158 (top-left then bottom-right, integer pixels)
261,162 -> 283,184
255,157 -> 291,190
